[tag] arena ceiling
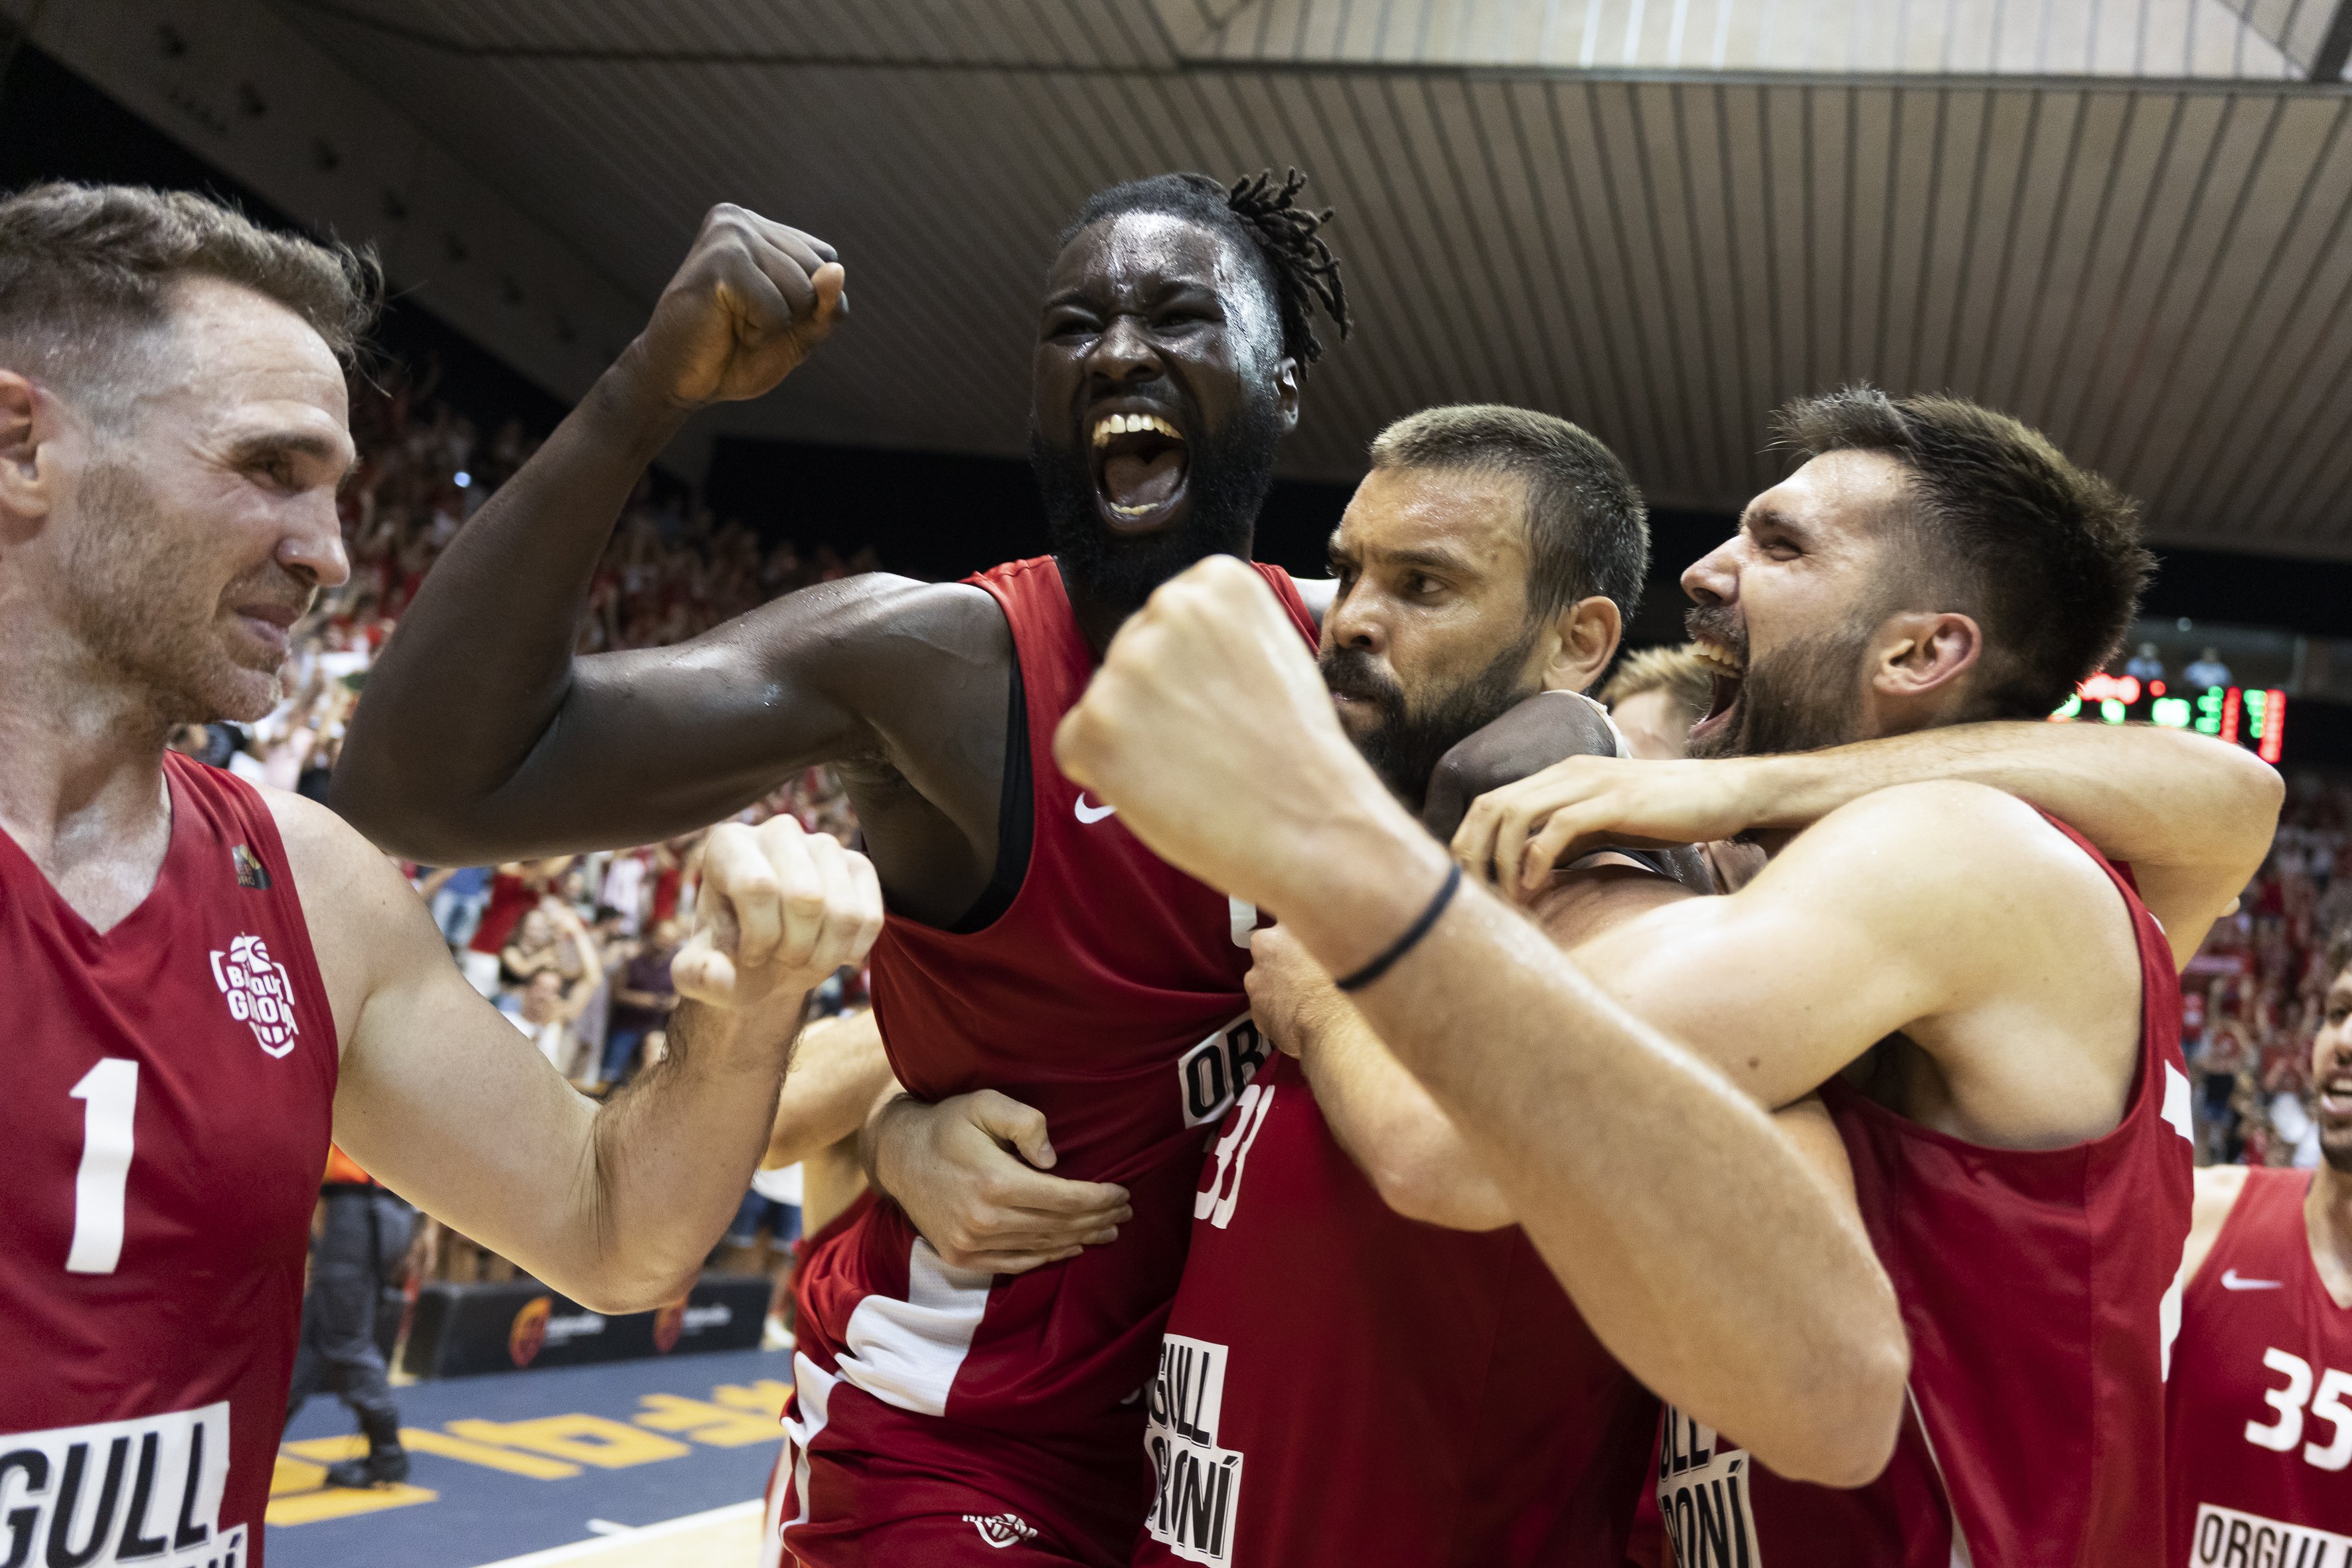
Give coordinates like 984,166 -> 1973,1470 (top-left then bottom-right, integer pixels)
17,0 -> 2352,558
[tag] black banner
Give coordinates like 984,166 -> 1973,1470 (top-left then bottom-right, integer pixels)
400,1273 -> 769,1379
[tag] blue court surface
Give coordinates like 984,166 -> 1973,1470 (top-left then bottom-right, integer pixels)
270,1346 -> 791,1568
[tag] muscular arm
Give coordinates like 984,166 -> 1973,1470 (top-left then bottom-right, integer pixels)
331,204 -> 1010,864
283,793 -> 881,1313
1461,721 -> 2281,969
763,1008 -> 899,1172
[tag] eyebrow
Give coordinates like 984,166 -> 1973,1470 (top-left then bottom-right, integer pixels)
1368,543 -> 1479,576
1743,505 -> 1808,542
228,430 -> 354,478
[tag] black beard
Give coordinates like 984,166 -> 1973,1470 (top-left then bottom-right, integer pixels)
1030,392 -> 1282,624
1691,623 -> 1874,759
1322,629 -> 1540,814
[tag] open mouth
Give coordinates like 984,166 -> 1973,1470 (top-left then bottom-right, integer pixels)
1688,634 -> 1746,740
1089,408 -> 1190,533
2319,1078 -> 2352,1123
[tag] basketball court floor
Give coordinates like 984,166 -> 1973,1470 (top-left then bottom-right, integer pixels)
270,1346 -> 789,1568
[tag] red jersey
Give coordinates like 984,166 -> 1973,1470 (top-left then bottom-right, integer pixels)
0,752 -> 337,1568
1136,1052 -> 1656,1567
2168,1167 -> 2352,1565
1650,815 -> 2194,1567
790,559 -> 1316,1524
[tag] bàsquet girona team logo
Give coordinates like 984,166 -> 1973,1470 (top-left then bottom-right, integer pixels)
208,933 -> 301,1057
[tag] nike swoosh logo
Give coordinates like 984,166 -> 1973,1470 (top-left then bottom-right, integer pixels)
2222,1269 -> 2286,1291
1075,794 -> 1117,824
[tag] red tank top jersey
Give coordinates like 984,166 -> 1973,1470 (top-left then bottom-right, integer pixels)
1135,1052 -> 1657,1568
0,752 -> 337,1568
1651,813 -> 2194,1568
2167,1167 -> 2352,1565
793,557 -> 1318,1439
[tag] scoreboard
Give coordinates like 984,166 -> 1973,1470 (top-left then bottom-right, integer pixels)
2051,674 -> 2285,764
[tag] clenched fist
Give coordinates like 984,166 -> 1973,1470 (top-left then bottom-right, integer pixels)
672,817 -> 883,1010
622,204 -> 846,410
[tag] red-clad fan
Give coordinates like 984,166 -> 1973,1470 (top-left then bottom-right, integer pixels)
1060,389 -> 2282,1568
2166,921 -> 2352,1565
0,183 -> 882,1568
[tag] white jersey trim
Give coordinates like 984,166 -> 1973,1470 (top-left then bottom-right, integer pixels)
834,1237 -> 994,1418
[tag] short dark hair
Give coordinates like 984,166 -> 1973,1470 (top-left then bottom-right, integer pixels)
2327,917 -> 2352,992
1059,169 -> 1350,376
1772,386 -> 2152,720
1370,404 -> 1648,627
0,182 -> 380,418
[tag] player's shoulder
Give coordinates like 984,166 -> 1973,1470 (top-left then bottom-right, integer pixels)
256,785 -> 424,917
1800,779 -> 2100,885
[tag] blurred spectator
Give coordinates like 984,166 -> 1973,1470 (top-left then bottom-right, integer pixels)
2185,646 -> 2233,688
2124,642 -> 2166,684
496,902 -> 606,1082
2183,772 -> 2351,1169
422,865 -> 493,949
602,917 -> 684,1087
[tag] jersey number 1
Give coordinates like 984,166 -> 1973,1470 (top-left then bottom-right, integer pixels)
66,1058 -> 138,1275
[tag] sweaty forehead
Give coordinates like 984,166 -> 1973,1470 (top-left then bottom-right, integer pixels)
1342,465 -> 1529,572
1051,210 -> 1247,299
146,275 -> 349,426
1746,448 -> 1911,545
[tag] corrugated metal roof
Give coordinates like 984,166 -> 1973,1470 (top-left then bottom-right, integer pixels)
220,1 -> 2352,555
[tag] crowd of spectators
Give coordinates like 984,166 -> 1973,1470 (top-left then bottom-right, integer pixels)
2185,771 -> 2352,1168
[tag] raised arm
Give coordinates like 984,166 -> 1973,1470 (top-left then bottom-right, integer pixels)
293,801 -> 885,1313
333,206 -> 990,863
1457,720 -> 2282,967
1053,558 -> 1907,1486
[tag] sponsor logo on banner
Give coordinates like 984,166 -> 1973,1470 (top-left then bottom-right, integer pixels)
1657,1407 -> 1764,1568
509,1296 -> 552,1367
207,935 -> 299,1058
1144,1334 -> 1244,1564
0,1403 -> 246,1568
1175,1014 -> 1268,1129
2189,1504 -> 2352,1566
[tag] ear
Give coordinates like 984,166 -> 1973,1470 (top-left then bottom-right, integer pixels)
1870,609 -> 1982,704
0,371 -> 55,527
1272,356 -> 1301,435
1540,595 -> 1623,694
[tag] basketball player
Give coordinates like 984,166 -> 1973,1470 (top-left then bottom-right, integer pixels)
1133,404 -> 1907,1567
2165,919 -> 2352,1563
335,173 -> 1352,1565
0,183 -> 885,1567
1057,388 -> 2282,1566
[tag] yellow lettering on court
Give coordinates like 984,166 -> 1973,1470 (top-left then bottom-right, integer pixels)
446,1414 -> 692,1467
711,1379 -> 793,1417
267,1439 -> 436,1525
402,1427 -> 582,1478
633,1393 -> 786,1447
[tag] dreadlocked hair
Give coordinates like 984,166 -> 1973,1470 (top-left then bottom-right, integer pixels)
1058,167 -> 1352,373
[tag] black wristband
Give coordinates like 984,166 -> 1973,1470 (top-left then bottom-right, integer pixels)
1333,863 -> 1463,993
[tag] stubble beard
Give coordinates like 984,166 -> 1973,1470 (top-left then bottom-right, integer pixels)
1321,627 -> 1541,815
62,459 -> 293,726
1690,623 -> 1875,761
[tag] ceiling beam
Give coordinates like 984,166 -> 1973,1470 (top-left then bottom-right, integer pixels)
2314,0 -> 2352,81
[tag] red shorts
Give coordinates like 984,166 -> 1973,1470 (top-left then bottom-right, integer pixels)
775,1360 -> 1148,1568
